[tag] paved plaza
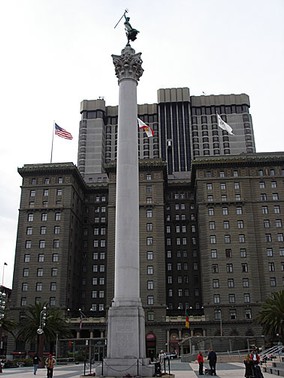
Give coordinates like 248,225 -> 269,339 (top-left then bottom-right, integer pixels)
0,360 -> 278,378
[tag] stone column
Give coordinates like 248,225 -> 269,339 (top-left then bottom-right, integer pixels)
96,45 -> 153,377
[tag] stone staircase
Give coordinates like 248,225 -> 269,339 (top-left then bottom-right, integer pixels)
263,361 -> 284,377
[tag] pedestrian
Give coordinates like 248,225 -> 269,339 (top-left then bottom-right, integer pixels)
208,348 -> 217,376
244,354 -> 254,378
45,354 -> 56,378
32,353 -> 40,375
250,348 -> 263,378
197,351 -> 204,375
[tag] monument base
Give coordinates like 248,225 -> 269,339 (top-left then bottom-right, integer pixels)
95,357 -> 155,377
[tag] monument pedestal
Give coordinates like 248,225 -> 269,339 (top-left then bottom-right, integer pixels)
96,305 -> 154,376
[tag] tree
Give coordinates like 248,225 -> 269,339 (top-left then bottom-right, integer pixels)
17,303 -> 71,358
257,290 -> 284,344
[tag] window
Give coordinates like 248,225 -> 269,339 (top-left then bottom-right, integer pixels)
237,220 -> 244,229
52,253 -> 59,262
244,293 -> 250,303
268,262 -> 275,272
274,205 -> 280,214
38,254 -> 44,262
207,195 -> 213,202
26,227 -> 33,235
212,279 -> 219,288
25,240 -> 32,249
220,183 -> 226,190
227,263 -> 233,273
245,309 -> 252,319
146,237 -> 153,245
57,189 -> 62,196
272,193 -> 279,201
276,219 -> 282,228
230,310 -> 237,320
271,181 -> 277,188
270,277 -> 276,287
55,212 -> 61,221
240,248 -> 247,258
147,280 -> 154,290
146,209 -> 153,218
51,268 -> 58,277
265,233 -> 272,242
40,226 -> 47,235
54,226 -> 60,234
233,170 -> 238,177
223,221 -> 230,229
277,233 -> 284,242
263,219 -> 270,228
30,190 -> 36,197
207,183 -> 213,190
50,282 -> 57,291
36,282 -> 43,291
222,207 -> 228,215
41,213 -> 47,221
27,213 -> 34,222
53,239 -> 60,248
229,294 -> 235,303
208,208 -> 214,216
224,235 -> 231,243
260,193 -> 267,201
225,249 -> 232,258
280,248 -> 284,256
147,312 -> 154,321
147,296 -> 154,305
146,174 -> 152,181
242,263 -> 248,272
210,235 -> 216,244
220,171 -> 225,178
228,279 -> 234,288
147,266 -> 154,275
147,251 -> 154,260
211,249 -> 217,258
221,195 -> 227,202
262,206 -> 268,214
266,248 -> 273,257
243,278 -> 249,287
24,254 -> 30,263
209,221 -> 216,230
234,182 -> 240,190
146,223 -> 153,232
213,294 -> 220,304
43,189 -> 49,197
239,234 -> 246,243
99,265 -> 105,272
212,264 -> 219,273
236,206 -> 243,215
259,181 -> 265,189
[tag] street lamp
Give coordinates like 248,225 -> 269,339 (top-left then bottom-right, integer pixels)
37,306 -> 47,335
0,291 -> 7,357
37,306 -> 47,367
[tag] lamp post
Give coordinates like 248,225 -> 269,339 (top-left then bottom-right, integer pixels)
37,306 -> 47,367
0,291 -> 7,359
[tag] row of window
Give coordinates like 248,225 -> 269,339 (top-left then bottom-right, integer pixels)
210,262 -> 283,273
210,248 -> 284,258
30,189 -> 62,197
24,254 -> 59,263
213,293 -> 252,304
167,263 -> 197,271
210,234 -> 247,244
25,240 -> 60,249
22,266 -> 58,276
28,212 -> 61,222
205,168 -> 284,178
207,182 -> 241,190
26,226 -> 61,235
21,297 -> 57,307
30,177 -> 64,185
22,282 -> 57,291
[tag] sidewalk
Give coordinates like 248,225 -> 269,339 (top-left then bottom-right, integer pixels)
0,361 -> 278,377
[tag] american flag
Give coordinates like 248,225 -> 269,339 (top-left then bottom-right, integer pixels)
55,123 -> 73,140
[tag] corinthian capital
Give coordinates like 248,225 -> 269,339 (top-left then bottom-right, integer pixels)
112,45 -> 144,82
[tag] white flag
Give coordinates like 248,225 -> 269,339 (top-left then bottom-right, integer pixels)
217,114 -> 234,135
137,118 -> 154,137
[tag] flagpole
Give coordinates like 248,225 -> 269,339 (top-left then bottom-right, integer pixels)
50,121 -> 55,163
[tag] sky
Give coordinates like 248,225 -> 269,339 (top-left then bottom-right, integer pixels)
0,0 -> 283,289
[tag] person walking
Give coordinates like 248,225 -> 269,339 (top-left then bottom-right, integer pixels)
208,348 -> 217,376
32,353 -> 40,375
197,351 -> 204,375
45,354 -> 56,378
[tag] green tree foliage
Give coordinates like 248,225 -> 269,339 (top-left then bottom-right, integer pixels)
17,303 -> 71,350
257,290 -> 284,343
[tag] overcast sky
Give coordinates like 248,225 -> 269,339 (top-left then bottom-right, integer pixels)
0,0 -> 283,288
